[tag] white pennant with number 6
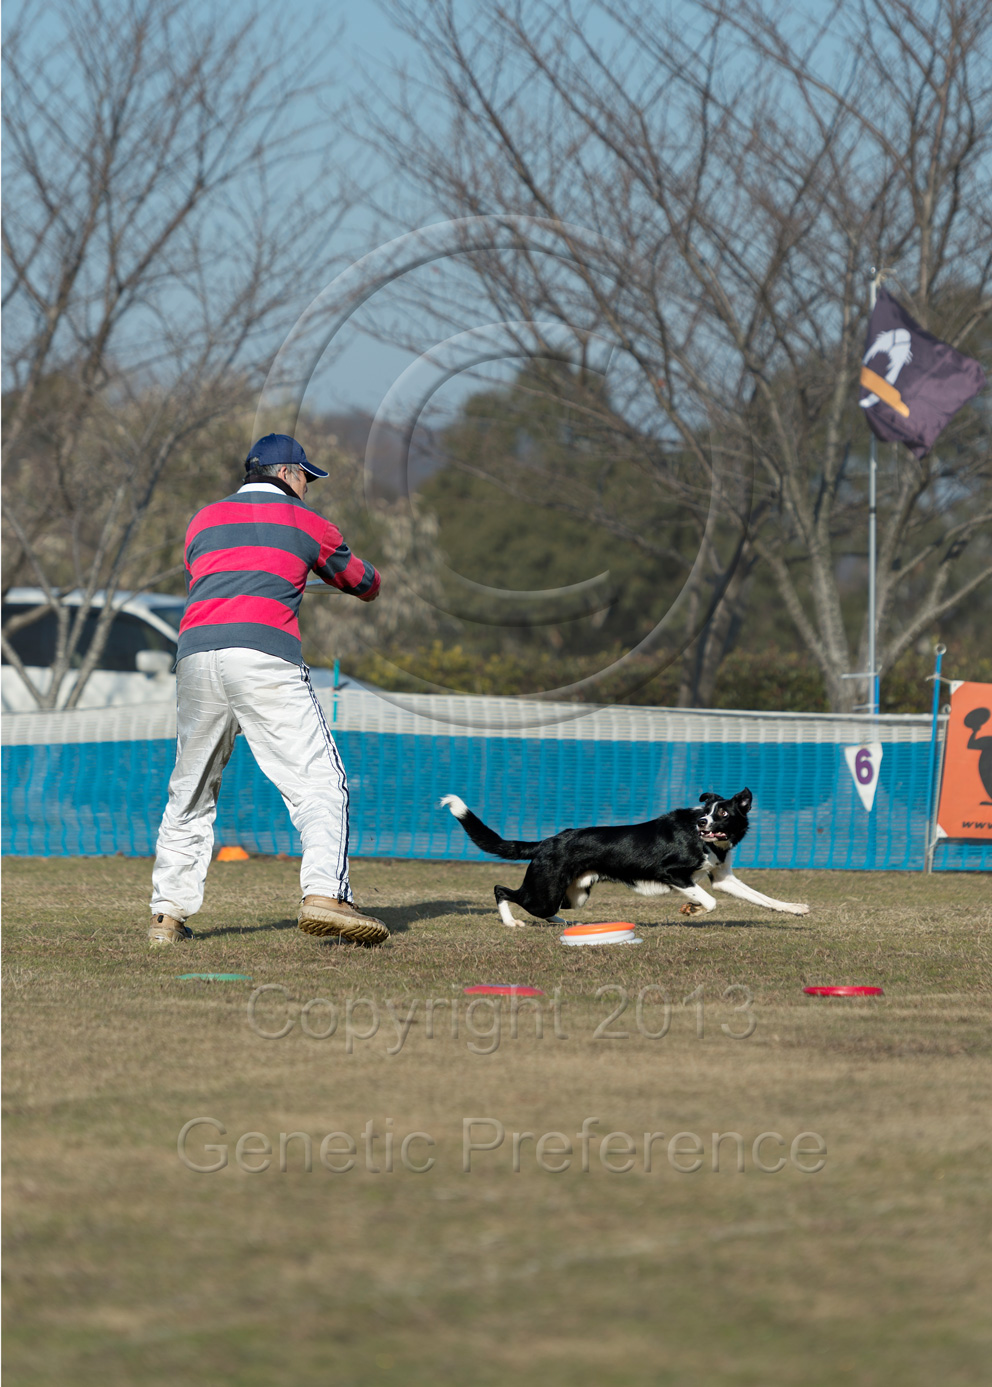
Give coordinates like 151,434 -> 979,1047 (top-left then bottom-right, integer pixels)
844,743 -> 883,812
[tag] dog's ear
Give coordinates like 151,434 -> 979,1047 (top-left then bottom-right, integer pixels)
735,788 -> 753,813
698,792 -> 721,807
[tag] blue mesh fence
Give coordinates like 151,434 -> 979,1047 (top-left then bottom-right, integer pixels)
3,717 -> 989,870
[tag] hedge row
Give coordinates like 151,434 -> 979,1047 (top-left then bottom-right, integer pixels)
343,642 -> 991,714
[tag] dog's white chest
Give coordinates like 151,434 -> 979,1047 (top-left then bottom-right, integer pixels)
632,880 -> 672,897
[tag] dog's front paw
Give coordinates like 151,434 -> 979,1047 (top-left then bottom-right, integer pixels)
791,903 -> 810,915
679,902 -> 706,917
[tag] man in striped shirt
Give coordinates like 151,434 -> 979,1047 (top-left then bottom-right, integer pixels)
149,434 -> 389,946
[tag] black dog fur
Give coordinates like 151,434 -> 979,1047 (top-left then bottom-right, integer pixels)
441,789 -> 809,926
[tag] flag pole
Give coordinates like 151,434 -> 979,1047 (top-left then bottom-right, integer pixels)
867,266 -> 881,718
922,643 -> 946,870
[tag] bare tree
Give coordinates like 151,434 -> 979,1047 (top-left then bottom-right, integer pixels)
2,0 -> 351,709
295,419 -> 450,666
360,0 -> 992,709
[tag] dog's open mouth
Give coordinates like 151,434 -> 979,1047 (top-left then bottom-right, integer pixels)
699,827 -> 729,842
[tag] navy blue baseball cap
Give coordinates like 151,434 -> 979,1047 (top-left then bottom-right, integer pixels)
244,434 -> 328,479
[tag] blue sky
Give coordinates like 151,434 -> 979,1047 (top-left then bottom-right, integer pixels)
232,0 -> 439,417
293,2 -> 433,415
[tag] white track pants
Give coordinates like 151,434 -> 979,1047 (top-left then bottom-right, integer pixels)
150,649 -> 353,919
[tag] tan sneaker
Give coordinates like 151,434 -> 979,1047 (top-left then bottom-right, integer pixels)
298,896 -> 389,945
149,913 -> 193,945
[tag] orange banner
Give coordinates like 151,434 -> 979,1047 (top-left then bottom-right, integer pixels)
936,681 -> 992,840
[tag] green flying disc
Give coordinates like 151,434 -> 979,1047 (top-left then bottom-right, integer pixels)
177,973 -> 253,982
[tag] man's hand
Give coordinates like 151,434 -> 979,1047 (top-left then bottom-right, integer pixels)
358,588 -> 379,602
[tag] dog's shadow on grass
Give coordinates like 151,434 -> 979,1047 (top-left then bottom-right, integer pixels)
640,917 -> 807,932
380,900 -> 490,932
205,899 -> 488,938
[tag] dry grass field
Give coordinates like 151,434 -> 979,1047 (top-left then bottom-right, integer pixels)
3,855 -> 991,1386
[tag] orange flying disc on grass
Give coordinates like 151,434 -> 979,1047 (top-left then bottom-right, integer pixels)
560,922 -> 641,946
216,845 -> 249,861
561,922 -> 637,936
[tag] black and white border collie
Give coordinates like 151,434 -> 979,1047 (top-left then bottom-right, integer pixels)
441,788 -> 809,927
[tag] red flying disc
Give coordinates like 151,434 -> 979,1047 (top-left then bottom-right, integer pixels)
803,986 -> 884,997
463,985 -> 545,997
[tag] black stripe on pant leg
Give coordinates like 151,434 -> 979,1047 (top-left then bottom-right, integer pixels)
301,665 -> 351,896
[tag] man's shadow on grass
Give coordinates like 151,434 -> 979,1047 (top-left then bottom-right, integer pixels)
205,899 -> 490,938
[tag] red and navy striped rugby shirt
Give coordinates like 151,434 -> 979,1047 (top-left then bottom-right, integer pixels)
177,482 -> 380,665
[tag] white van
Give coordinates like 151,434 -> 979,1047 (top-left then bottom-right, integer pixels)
1,588 -> 186,712
1,587 -> 371,711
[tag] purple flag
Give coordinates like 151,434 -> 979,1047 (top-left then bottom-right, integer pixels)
859,288 -> 985,459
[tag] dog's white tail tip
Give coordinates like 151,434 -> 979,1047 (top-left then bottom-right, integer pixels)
440,794 -> 469,818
